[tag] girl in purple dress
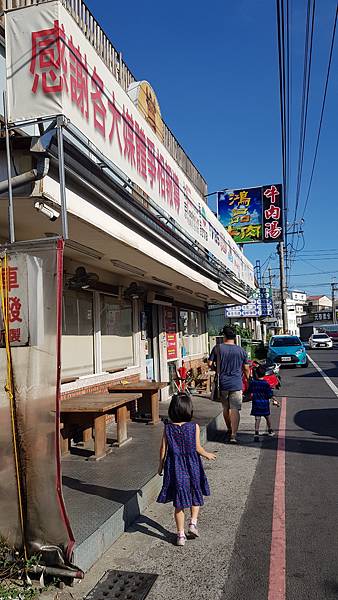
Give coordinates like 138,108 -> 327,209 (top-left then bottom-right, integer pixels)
157,393 -> 216,546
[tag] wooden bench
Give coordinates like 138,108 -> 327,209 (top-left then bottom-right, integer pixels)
60,392 -> 141,460
107,381 -> 168,425
193,370 -> 214,394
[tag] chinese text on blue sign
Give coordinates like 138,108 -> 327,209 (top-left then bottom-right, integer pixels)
217,184 -> 283,244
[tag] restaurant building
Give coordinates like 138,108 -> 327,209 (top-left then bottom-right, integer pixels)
0,0 -> 254,400
0,0 -> 256,574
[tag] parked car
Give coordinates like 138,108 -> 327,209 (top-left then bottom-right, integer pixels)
309,332 -> 333,349
267,335 -> 308,367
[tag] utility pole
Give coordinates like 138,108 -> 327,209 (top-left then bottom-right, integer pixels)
278,241 -> 288,333
268,266 -> 274,290
331,281 -> 338,324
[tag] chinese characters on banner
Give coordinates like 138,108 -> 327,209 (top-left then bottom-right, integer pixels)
5,1 -> 255,289
217,184 -> 283,244
224,288 -> 274,318
164,307 -> 178,361
29,18 -> 181,211
262,184 -> 283,242
0,256 -> 29,347
314,312 -> 332,322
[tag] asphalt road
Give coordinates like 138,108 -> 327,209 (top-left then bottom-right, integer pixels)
68,347 -> 338,600
222,346 -> 338,600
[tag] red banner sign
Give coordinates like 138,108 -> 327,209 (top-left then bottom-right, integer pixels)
164,307 -> 178,361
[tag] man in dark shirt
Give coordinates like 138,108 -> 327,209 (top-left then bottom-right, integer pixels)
209,326 -> 250,443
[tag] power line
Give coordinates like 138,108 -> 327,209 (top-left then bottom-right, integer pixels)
276,0 -> 288,215
289,269 -> 338,277
286,0 -> 291,195
301,5 -> 338,221
292,256 -> 338,261
300,248 -> 338,253
291,282 -> 333,288
276,0 -> 289,332
287,0 -> 315,278
293,0 -> 316,224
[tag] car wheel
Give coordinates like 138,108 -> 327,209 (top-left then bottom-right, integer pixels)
301,359 -> 309,368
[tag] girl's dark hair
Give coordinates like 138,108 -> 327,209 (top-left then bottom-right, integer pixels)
255,365 -> 266,379
168,393 -> 193,422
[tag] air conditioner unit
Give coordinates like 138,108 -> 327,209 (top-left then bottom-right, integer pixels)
147,291 -> 173,306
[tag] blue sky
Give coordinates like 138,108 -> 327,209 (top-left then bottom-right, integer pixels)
86,0 -> 338,296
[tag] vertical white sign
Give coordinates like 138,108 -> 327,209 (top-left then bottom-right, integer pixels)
1,255 -> 29,347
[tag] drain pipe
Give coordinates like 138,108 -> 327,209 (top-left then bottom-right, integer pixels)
0,154 -> 50,194
0,127 -> 55,195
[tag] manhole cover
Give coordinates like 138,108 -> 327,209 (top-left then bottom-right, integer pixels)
85,570 -> 158,600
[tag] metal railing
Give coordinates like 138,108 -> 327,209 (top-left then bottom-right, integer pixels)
1,0 -> 208,197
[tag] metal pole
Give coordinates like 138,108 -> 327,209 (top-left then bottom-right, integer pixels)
56,117 -> 69,240
278,241 -> 288,333
332,282 -> 337,324
3,91 -> 15,243
268,267 -> 273,289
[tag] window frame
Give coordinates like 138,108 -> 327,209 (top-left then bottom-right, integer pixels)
62,288 -> 138,377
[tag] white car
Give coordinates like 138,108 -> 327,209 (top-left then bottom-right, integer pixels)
309,333 -> 333,349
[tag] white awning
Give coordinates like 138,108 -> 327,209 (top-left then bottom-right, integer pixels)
40,176 -> 249,305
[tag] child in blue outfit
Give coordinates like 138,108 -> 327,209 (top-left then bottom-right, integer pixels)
157,392 -> 216,546
249,365 -> 275,442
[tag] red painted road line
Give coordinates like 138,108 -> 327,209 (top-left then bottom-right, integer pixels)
268,396 -> 287,600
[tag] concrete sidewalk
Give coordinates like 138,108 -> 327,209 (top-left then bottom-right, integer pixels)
70,401 -> 269,600
62,396 -> 222,571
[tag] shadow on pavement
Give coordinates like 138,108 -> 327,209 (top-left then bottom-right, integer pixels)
129,514 -> 175,545
294,407 -> 338,440
62,475 -> 175,544
209,429 -> 277,448
295,361 -> 338,380
209,417 -> 338,457
63,475 -> 136,503
286,396 -> 336,400
324,580 -> 338,594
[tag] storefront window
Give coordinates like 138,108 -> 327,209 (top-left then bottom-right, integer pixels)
61,290 -> 134,378
100,295 -> 134,371
62,290 -> 94,377
179,309 -> 204,357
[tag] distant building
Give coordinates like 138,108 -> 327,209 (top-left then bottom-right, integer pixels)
306,295 -> 332,314
270,290 -> 300,336
290,290 -> 307,324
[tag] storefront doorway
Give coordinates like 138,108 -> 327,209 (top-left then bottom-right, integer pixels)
144,303 -> 155,380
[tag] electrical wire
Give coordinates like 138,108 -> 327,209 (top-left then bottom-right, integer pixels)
288,5 -> 337,283
276,0 -> 288,232
289,269 -> 338,277
287,0 -> 315,278
293,0 -> 316,224
301,5 -> 338,222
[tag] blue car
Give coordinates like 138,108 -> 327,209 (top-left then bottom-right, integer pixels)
267,335 -> 308,367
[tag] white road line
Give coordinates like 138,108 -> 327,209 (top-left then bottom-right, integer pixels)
308,355 -> 338,397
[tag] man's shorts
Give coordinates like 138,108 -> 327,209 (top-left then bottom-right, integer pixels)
220,390 -> 243,411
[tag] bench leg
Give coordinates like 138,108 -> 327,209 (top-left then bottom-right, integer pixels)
60,427 -> 70,456
149,391 -> 160,425
92,415 -> 108,460
82,427 -> 92,444
114,405 -> 132,448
